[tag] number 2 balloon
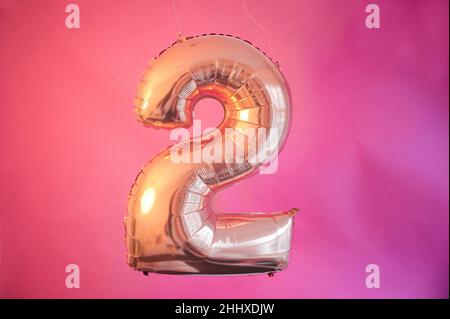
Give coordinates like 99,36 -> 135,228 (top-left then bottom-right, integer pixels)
125,34 -> 297,275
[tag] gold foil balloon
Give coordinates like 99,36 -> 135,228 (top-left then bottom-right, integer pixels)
125,34 -> 297,275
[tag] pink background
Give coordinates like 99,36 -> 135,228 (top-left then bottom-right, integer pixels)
0,0 -> 448,298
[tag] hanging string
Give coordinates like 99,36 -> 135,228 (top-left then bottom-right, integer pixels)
170,0 -> 275,57
241,0 -> 275,57
171,0 -> 182,38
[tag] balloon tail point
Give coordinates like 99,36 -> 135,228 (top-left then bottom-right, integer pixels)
288,207 -> 300,216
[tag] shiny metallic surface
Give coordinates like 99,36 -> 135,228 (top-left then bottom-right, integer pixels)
126,34 -> 297,275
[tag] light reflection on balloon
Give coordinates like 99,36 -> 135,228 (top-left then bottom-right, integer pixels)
125,34 -> 297,275
140,188 -> 155,215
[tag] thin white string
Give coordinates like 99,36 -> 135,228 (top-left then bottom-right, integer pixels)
171,0 -> 275,56
241,0 -> 275,57
171,0 -> 182,37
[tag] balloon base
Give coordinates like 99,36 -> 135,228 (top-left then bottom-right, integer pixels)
131,258 -> 289,276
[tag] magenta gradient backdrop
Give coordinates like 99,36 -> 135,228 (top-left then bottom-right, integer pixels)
0,0 -> 448,298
